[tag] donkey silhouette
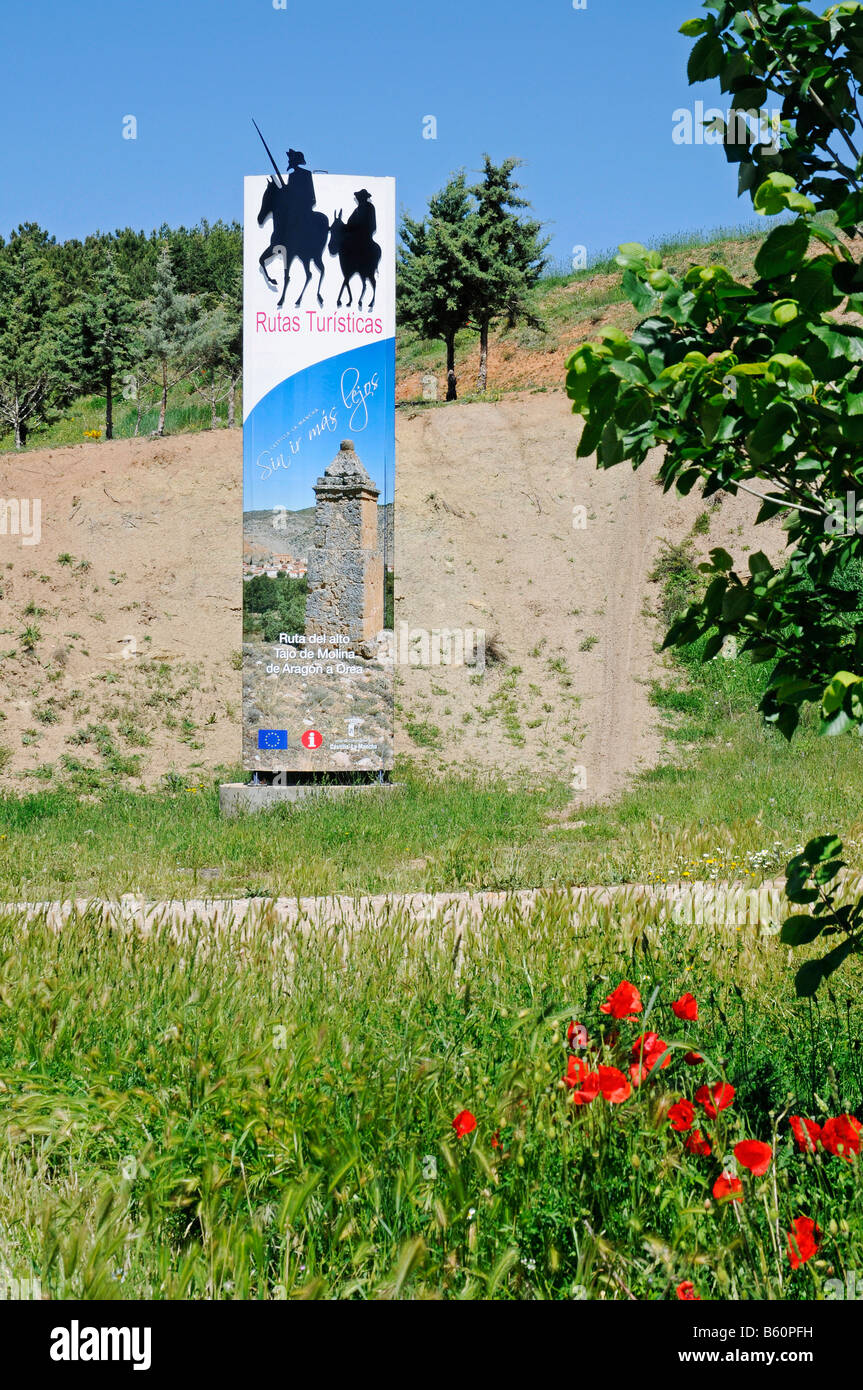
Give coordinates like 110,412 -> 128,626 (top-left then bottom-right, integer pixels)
328,200 -> 382,312
257,177 -> 328,308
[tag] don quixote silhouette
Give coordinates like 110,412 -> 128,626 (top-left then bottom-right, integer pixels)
253,122 -> 382,313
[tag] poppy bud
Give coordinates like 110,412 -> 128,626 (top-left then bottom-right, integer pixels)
829,1220 -> 839,1235
631,1153 -> 641,1169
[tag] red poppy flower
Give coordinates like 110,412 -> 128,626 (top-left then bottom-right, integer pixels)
820,1114 -> 861,1161
734,1139 -> 773,1176
563,1055 -> 588,1089
787,1215 -> 820,1269
684,1051 -> 704,1065
669,1098 -> 695,1133
564,1056 -> 600,1105
571,1072 -> 601,1106
695,1082 -> 735,1118
672,992 -> 699,1021
676,1281 -> 700,1301
598,1065 -> 631,1104
567,1020 -> 589,1050
629,1032 -> 671,1084
452,1109 -> 477,1137
491,1129 -> 502,1149
685,1129 -> 712,1156
600,980 -> 643,1020
789,1115 -> 821,1155
712,1173 -> 743,1202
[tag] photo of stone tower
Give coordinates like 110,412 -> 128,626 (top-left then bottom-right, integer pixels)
305,439 -> 384,643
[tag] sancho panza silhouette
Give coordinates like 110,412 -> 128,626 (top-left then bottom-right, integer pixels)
328,189 -> 382,312
256,136 -> 328,310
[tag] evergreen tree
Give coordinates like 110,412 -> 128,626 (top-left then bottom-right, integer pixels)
397,173 -> 476,401
468,157 -> 549,392
62,249 -> 139,438
139,244 -> 196,436
187,280 -> 242,430
0,229 -> 66,448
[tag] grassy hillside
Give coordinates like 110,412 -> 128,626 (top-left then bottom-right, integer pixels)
395,224 -> 767,402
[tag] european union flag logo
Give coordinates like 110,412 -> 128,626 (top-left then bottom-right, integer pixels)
257,729 -> 288,750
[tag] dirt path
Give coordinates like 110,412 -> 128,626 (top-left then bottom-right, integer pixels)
2,877 -> 795,938
395,390 -> 780,799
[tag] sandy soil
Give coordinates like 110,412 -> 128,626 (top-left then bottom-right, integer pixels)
393,389 -> 784,799
0,391 -> 784,797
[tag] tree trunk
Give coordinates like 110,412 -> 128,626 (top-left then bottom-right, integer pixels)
157,360 -> 168,436
477,319 -> 489,393
445,334 -> 457,401
105,370 -> 113,440
14,418 -> 25,450
228,379 -> 236,429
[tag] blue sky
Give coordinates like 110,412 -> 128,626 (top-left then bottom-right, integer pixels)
0,0 -> 762,265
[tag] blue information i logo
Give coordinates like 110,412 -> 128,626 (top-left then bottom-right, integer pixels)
258,729 -> 288,750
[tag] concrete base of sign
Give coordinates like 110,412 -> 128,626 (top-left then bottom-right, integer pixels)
219,779 -> 400,817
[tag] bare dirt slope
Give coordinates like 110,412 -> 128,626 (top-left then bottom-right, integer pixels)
0,390 -> 783,797
394,389 -> 783,798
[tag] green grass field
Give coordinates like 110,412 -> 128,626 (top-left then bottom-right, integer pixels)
1,880 -> 859,1299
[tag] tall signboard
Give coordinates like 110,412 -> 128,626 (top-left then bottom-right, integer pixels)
242,150 -> 395,774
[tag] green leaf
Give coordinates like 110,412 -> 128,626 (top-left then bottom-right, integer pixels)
687,33 -> 725,82
753,222 -> 811,279
753,174 -> 816,217
811,324 -> 863,361
609,357 -> 648,386
780,915 -> 825,946
622,268 -> 661,315
803,833 -> 844,864
748,401 -> 797,462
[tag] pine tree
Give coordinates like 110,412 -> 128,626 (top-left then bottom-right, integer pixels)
63,249 -> 139,438
139,243 -> 196,436
0,229 -> 67,448
397,173 -> 476,401
187,288 -> 241,430
468,157 -> 549,392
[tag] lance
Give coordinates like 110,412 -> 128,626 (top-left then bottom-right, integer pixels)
252,119 -> 286,188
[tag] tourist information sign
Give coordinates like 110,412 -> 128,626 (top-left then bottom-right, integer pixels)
242,146 -> 395,774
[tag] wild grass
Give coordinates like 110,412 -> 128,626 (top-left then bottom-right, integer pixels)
0,891 -> 859,1300
0,386 -> 241,454
1,683 -> 862,901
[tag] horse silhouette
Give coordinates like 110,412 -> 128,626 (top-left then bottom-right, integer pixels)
328,209 -> 382,311
257,178 -> 328,308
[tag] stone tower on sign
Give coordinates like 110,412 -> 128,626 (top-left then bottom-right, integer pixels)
305,439 -> 384,643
